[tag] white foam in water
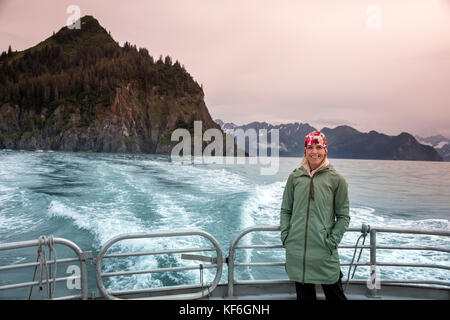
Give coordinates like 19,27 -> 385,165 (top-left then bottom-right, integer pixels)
0,212 -> 35,233
0,185 -> 17,193
48,201 -> 91,230
240,181 -> 285,232
0,185 -> 41,235
349,206 -> 450,231
159,159 -> 247,186
238,181 -> 285,280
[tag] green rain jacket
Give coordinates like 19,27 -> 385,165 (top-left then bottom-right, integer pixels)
280,163 -> 350,284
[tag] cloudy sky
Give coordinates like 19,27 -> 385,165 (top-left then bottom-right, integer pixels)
1,0 -> 449,137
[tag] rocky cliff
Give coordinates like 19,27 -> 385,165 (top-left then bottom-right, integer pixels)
0,16 -> 230,155
0,86 -> 220,154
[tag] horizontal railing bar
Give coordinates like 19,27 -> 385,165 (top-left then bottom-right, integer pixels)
103,247 -> 216,259
52,295 -> 83,300
234,262 -> 285,267
0,276 -> 80,291
372,246 -> 450,253
339,262 -> 450,270
234,244 -> 449,252
234,279 -> 450,287
234,279 -> 292,285
369,228 -> 450,236
345,227 -> 450,236
375,263 -> 450,270
181,254 -> 216,263
370,280 -> 450,286
345,228 -> 366,232
0,257 -> 81,272
109,283 -> 213,296
339,262 -> 372,266
340,245 -> 449,253
101,264 -> 218,278
339,245 -> 371,249
232,261 -> 450,270
233,244 -> 449,253
0,239 -> 47,251
234,245 -> 284,250
0,238 -> 86,252
343,279 -> 450,289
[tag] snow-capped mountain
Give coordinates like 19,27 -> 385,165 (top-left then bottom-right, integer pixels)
415,135 -> 450,161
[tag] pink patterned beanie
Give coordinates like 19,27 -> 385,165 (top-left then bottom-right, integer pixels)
304,131 -> 327,153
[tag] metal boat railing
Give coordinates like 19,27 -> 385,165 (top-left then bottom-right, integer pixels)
95,229 -> 223,300
0,237 -> 91,300
226,225 -> 450,298
0,225 -> 449,299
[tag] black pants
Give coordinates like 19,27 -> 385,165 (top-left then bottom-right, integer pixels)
295,271 -> 347,301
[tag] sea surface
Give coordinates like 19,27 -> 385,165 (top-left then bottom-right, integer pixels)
0,150 -> 449,299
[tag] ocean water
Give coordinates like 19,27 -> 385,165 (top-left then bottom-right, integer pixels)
0,150 -> 449,299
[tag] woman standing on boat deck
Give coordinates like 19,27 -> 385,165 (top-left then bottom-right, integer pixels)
280,131 -> 350,301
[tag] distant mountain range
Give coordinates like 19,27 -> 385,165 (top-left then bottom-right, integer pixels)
414,135 -> 450,161
215,119 -> 444,161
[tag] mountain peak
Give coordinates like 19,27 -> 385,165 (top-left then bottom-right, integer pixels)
29,15 -> 117,54
79,15 -> 100,24
321,125 -> 360,136
65,15 -> 103,33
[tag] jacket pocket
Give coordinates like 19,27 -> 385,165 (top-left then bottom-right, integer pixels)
281,226 -> 291,246
321,227 -> 333,255
282,232 -> 289,246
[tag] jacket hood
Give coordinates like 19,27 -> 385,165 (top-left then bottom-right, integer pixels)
293,159 -> 334,178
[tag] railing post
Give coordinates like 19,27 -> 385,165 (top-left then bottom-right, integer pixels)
227,243 -> 236,298
79,251 -> 92,300
367,229 -> 380,298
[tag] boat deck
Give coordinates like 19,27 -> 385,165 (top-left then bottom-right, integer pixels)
101,282 -> 449,300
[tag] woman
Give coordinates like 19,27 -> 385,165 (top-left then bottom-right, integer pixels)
280,131 -> 350,301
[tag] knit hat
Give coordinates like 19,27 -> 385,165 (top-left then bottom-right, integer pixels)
304,131 -> 327,153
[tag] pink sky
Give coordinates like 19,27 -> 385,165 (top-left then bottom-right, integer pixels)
1,0 -> 449,137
